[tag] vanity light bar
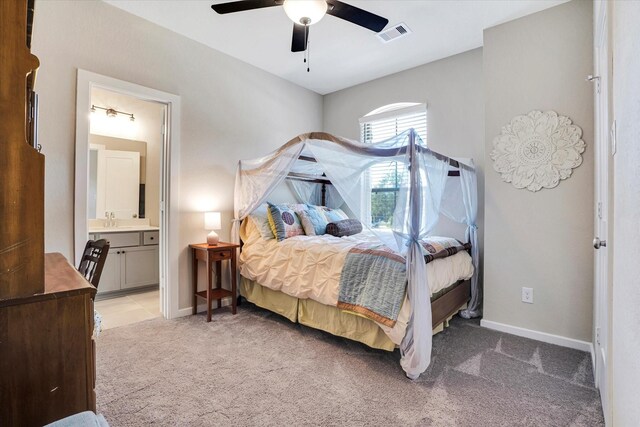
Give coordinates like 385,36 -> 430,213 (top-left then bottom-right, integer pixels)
90,104 -> 135,122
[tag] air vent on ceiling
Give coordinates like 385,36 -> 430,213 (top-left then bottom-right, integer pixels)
377,23 -> 412,43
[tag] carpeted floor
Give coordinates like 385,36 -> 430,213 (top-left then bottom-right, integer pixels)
96,303 -> 604,426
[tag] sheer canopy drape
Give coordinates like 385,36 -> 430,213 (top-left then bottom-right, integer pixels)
233,130 -> 480,379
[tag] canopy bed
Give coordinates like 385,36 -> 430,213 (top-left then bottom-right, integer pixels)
232,130 -> 480,379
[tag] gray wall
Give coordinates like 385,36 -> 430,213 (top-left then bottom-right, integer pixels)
32,0 -> 596,342
483,0 -> 594,342
612,1 -> 640,424
32,0 -> 322,310
323,47 -> 485,279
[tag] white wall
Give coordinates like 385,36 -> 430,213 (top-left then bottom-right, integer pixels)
483,0 -> 594,342
611,1 -> 640,424
323,47 -> 485,281
32,0 -> 322,310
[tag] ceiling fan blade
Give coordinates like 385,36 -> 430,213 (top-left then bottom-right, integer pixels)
291,23 -> 308,52
326,0 -> 388,32
211,0 -> 282,14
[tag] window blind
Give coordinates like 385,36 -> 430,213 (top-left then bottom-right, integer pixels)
359,104 -> 427,228
360,110 -> 427,144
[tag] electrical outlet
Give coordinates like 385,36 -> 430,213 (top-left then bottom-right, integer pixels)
521,287 -> 534,304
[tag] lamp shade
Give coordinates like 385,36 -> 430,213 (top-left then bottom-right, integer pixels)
204,212 -> 221,230
283,0 -> 327,25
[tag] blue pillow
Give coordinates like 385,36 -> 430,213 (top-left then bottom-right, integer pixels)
297,208 -> 328,236
323,207 -> 349,222
248,205 -> 275,240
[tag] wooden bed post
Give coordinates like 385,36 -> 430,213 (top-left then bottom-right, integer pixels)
321,183 -> 326,206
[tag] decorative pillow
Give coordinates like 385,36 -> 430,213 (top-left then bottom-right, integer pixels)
267,202 -> 305,241
305,204 -> 323,212
326,219 -> 363,237
248,204 -> 275,240
297,208 -> 328,236
421,236 -> 471,263
322,207 -> 349,223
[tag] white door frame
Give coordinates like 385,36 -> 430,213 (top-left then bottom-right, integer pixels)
592,1 -> 611,424
74,70 -> 181,320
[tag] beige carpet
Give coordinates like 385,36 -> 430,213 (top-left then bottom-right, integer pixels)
96,303 -> 604,426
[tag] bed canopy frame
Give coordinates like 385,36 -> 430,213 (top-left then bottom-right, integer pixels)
286,155 -> 464,207
233,130 -> 479,379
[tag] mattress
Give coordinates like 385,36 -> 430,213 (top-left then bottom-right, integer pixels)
239,218 -> 474,345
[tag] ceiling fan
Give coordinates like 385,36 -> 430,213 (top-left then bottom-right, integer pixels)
211,0 -> 389,55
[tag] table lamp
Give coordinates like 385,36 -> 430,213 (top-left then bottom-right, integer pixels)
204,212 -> 221,245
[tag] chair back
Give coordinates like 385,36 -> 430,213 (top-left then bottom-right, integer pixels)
78,239 -> 110,288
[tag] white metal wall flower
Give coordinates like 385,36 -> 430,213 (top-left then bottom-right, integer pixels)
490,110 -> 585,192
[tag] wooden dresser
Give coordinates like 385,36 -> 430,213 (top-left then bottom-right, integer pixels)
0,254 -> 97,426
0,1 -> 97,425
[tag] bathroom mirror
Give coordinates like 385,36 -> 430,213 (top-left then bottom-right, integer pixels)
88,134 -> 147,219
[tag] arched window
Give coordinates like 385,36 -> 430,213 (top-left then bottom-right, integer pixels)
359,102 -> 427,143
359,103 -> 427,228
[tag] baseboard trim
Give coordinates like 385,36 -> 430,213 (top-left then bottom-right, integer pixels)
95,284 -> 159,301
176,298 -> 233,318
480,319 -> 592,352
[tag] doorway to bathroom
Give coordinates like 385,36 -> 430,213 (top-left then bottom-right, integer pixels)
89,88 -> 163,328
75,70 -> 181,325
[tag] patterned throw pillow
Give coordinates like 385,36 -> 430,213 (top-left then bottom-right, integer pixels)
297,208 -> 328,236
326,219 -> 363,237
267,202 -> 305,241
248,204 -> 275,240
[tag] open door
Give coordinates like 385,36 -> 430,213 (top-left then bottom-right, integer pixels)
592,1 -> 612,424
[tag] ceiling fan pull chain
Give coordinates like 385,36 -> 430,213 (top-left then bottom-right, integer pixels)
303,26 -> 308,64
304,27 -> 310,72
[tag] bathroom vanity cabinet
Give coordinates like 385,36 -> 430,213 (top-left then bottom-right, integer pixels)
89,230 -> 159,295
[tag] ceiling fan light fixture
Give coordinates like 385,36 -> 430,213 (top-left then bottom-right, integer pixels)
283,0 -> 327,26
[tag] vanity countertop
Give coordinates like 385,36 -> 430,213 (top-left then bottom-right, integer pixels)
89,225 -> 160,234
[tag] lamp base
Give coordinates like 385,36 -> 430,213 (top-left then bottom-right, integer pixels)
207,230 -> 220,246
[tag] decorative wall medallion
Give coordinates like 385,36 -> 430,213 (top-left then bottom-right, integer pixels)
490,110 -> 585,192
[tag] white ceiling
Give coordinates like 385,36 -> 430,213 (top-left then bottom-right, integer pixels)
104,0 -> 567,94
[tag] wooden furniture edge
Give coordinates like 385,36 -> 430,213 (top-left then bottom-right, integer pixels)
431,279 -> 471,329
189,242 -> 240,250
0,253 -> 96,308
191,243 -> 239,321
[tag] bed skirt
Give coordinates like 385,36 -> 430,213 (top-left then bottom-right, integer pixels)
240,276 -> 467,352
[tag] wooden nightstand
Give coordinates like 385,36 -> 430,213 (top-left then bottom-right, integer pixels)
189,242 -> 240,322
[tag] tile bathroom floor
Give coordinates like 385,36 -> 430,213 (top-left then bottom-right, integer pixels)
95,289 -> 161,330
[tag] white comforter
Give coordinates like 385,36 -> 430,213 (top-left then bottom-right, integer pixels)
239,219 -> 474,344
